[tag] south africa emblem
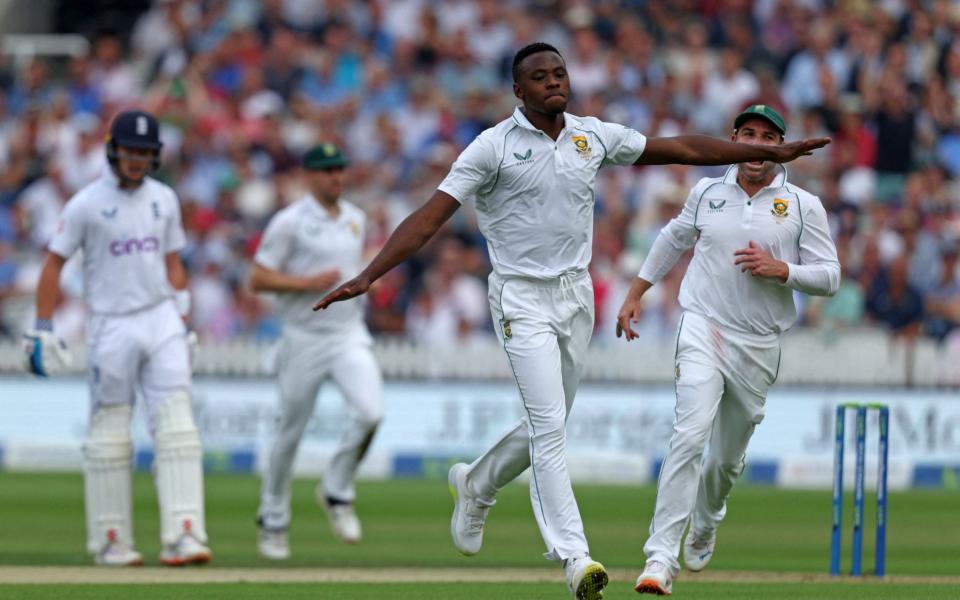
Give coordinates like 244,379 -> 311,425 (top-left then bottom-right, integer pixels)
772,198 -> 789,220
572,135 -> 592,159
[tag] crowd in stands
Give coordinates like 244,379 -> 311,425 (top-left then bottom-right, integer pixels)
1,0 -> 958,350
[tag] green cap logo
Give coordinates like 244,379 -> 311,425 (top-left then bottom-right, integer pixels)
303,143 -> 348,170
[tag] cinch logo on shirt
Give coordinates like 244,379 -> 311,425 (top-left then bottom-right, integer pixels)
109,236 -> 160,256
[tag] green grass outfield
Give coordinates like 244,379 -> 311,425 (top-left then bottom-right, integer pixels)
0,472 -> 957,598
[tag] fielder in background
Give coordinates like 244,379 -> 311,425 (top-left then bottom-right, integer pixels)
252,143 -> 384,560
315,43 -> 829,600
617,105 -> 841,595
23,110 -> 211,566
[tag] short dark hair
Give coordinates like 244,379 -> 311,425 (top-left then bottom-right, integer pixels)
512,42 -> 563,82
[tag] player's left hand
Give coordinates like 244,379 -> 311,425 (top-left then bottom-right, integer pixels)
22,329 -> 73,377
734,241 -> 789,281
767,137 -> 831,163
313,275 -> 371,311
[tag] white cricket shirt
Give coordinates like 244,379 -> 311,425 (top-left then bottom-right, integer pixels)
49,171 -> 186,316
438,107 -> 647,279
638,165 -> 840,335
254,196 -> 366,335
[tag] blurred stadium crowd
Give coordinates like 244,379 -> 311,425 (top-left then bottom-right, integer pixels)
1,0 -> 959,349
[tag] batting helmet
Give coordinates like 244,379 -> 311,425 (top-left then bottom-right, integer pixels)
106,110 -> 162,170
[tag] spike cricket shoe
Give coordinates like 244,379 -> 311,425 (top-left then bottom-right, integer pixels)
160,533 -> 212,566
256,519 -> 290,560
447,462 -> 494,556
683,527 -> 717,572
318,491 -> 363,544
94,541 -> 143,567
635,561 -> 673,596
565,557 -> 609,599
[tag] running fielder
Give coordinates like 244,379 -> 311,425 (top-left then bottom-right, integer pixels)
24,110 -> 211,566
253,143 -> 383,560
618,105 -> 840,595
315,45 -> 828,599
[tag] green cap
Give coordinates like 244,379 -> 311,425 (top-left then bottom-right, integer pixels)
303,143 -> 347,170
734,104 -> 786,135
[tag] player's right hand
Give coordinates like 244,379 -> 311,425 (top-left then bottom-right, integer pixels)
22,329 -> 73,377
313,275 -> 371,311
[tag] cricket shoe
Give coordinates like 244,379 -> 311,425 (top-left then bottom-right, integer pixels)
94,541 -> 143,567
565,557 -> 609,600
318,490 -> 362,544
160,532 -> 212,566
683,527 -> 716,572
256,517 -> 290,560
448,462 -> 494,556
635,561 -> 673,596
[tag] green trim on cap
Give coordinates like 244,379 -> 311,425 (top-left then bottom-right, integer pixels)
734,104 -> 787,135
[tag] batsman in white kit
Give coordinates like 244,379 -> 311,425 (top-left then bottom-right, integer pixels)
23,110 -> 211,566
617,105 -> 840,596
315,45 -> 829,599
253,143 -> 384,560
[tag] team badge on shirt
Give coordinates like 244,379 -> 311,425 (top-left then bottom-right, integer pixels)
348,220 -> 361,238
771,198 -> 790,220
502,320 -> 512,341
572,135 -> 592,159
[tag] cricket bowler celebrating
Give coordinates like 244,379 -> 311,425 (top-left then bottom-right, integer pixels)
24,110 -> 211,566
253,143 -> 384,559
617,105 -> 840,595
316,45 -> 829,599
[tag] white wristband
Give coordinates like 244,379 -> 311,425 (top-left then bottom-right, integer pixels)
174,289 -> 191,317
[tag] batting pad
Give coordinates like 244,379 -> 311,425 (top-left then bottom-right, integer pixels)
154,391 -> 208,545
83,404 -> 134,554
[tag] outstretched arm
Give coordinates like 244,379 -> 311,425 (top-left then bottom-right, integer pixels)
636,135 -> 830,166
313,191 -> 460,310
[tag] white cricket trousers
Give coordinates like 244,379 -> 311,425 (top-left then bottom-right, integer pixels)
86,299 -> 191,418
83,299 -> 197,553
464,269 -> 595,561
258,326 -> 384,530
644,311 -> 780,575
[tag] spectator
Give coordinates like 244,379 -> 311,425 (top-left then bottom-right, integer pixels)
925,243 -> 960,341
867,256 -> 925,338
0,239 -> 18,338
89,29 -> 140,106
405,237 -> 488,346
781,21 -> 849,112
